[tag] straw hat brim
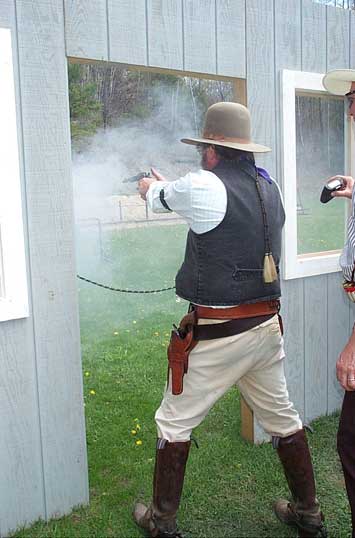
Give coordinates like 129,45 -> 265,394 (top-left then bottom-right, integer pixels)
181,136 -> 271,153
322,69 -> 355,96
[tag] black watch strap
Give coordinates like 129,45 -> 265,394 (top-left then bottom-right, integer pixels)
159,189 -> 172,211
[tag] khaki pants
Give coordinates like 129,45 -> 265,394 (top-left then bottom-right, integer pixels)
155,315 -> 302,442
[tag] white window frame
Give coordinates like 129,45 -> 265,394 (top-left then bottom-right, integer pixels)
0,28 -> 29,321
281,69 -> 351,280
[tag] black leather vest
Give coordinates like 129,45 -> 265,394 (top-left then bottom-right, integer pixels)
175,160 -> 285,306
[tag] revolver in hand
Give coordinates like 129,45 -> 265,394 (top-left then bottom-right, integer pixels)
123,171 -> 152,183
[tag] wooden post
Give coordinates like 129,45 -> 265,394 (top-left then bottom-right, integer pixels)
233,79 -> 247,106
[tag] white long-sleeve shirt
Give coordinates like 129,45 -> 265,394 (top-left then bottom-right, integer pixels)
147,170 -> 227,234
147,168 -> 283,234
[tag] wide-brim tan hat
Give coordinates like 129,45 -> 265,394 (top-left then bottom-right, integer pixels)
322,69 -> 355,96
181,102 -> 271,153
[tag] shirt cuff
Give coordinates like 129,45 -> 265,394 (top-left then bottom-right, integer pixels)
147,181 -> 171,213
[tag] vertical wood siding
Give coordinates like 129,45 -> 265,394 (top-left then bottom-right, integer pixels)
216,0 -> 246,78
351,10 -> 355,68
108,0 -> 147,66
302,1 -> 327,73
246,0 -> 276,177
147,0 -> 184,70
0,0 -> 89,535
327,3 -> 351,70
64,0 -> 108,61
0,1 -> 46,534
1,0 -> 354,534
15,0 -> 89,518
304,276 -> 328,421
182,0 -> 217,74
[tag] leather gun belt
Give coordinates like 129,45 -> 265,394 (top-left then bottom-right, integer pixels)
194,300 -> 280,320
193,300 -> 281,341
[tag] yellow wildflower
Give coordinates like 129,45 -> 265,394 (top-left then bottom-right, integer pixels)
131,430 -> 137,435
113,331 -> 119,336
89,390 -> 96,395
85,372 -> 90,377
136,424 -> 141,431
136,440 -> 143,446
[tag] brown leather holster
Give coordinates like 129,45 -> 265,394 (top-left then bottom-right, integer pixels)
167,311 -> 197,395
167,300 -> 281,396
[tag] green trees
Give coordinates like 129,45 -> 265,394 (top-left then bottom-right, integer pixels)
68,63 -> 102,149
67,62 -> 234,150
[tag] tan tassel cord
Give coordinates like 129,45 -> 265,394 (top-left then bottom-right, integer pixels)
263,253 -> 278,283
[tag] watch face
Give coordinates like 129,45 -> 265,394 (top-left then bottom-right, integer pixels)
326,178 -> 342,191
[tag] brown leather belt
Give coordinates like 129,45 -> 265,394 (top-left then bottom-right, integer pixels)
194,300 -> 280,320
194,314 -> 275,340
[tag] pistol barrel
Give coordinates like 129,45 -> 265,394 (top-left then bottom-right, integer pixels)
123,171 -> 151,183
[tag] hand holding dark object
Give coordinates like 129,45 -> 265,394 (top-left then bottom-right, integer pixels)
138,168 -> 166,201
320,176 -> 346,203
336,331 -> 355,391
327,175 -> 354,200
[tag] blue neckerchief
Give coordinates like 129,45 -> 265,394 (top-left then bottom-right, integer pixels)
256,166 -> 273,184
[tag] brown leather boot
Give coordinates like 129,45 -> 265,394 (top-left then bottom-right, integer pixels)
273,429 -> 327,538
133,439 -> 190,537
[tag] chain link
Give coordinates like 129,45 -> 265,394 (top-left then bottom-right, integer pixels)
77,274 -> 176,294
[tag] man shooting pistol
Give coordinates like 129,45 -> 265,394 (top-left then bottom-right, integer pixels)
133,102 -> 327,538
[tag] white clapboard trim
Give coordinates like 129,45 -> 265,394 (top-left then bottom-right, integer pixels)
281,68 -> 349,279
0,28 -> 28,322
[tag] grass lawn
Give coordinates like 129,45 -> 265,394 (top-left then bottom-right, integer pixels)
13,224 -> 352,538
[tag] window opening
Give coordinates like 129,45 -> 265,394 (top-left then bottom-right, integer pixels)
69,61 -> 244,340
281,69 -> 350,279
296,92 -> 346,255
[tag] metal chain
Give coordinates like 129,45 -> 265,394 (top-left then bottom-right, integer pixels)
77,274 -> 176,294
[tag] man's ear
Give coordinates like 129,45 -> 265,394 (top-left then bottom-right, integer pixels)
206,146 -> 220,168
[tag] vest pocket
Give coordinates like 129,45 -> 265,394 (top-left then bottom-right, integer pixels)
232,265 -> 263,282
